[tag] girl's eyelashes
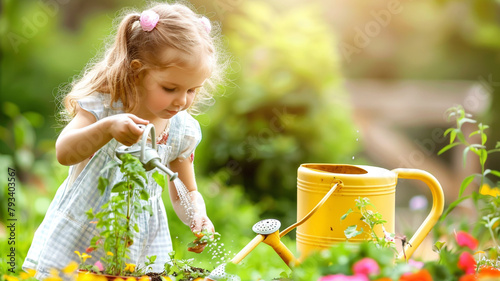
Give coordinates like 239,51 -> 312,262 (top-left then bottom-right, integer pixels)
163,87 -> 176,93
162,86 -> 198,94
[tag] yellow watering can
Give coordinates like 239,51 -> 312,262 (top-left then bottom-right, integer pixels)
206,164 -> 444,281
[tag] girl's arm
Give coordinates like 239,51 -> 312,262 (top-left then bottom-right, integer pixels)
168,157 -> 214,253
56,104 -> 148,166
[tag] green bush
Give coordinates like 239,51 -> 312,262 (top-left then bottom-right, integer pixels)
195,0 -> 359,224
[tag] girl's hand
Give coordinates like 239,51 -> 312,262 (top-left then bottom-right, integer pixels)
188,216 -> 216,253
106,114 -> 149,146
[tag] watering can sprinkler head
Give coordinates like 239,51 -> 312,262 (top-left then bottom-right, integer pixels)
115,124 -> 178,181
252,219 -> 281,235
206,263 -> 241,281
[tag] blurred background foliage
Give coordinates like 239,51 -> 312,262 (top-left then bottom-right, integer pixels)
1,0 -> 500,279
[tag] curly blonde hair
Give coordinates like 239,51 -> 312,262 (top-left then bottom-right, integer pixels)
61,2 -> 227,120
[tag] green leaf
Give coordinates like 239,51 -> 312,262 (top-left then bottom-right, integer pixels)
457,132 -> 466,143
344,225 -> 363,239
488,169 -> 500,178
459,174 -> 476,197
97,177 -> 109,195
85,208 -> 94,220
111,181 -> 128,192
462,146 -> 470,168
440,195 -> 472,221
131,176 -> 145,188
458,117 -> 477,127
153,171 -> 166,189
469,130 -> 480,137
432,241 -> 446,253
486,217 -> 500,229
139,189 -> 150,201
133,223 -> 139,232
438,142 -> 460,155
480,149 -> 488,167
143,205 -> 153,216
449,129 -> 457,143
341,208 -> 353,220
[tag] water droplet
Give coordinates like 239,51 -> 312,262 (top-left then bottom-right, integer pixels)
352,156 -> 355,160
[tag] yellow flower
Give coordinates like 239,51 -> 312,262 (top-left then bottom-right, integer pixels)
115,278 -> 125,281
106,251 -> 114,256
125,278 -> 136,281
124,263 -> 136,273
45,269 -> 63,281
480,183 -> 500,197
139,276 -> 151,281
74,251 -> 92,263
26,269 -> 36,278
3,275 -> 20,281
62,261 -> 79,274
19,269 -> 36,280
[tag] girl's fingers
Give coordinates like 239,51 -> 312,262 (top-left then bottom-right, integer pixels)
127,114 -> 149,125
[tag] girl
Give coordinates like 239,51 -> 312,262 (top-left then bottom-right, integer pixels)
23,2 -> 225,279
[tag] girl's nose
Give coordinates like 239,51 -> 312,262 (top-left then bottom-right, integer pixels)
173,91 -> 187,107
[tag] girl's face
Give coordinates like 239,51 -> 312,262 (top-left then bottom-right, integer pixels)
136,63 -> 209,120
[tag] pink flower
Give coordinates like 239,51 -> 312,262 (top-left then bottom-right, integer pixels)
382,226 -> 394,243
319,274 -> 369,281
94,261 -> 104,272
199,17 -> 211,33
458,252 -> 477,275
140,10 -> 159,32
407,259 -> 424,270
352,258 -> 380,276
455,231 -> 478,250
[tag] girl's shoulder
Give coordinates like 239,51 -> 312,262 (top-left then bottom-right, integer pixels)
77,92 -> 124,121
169,111 -> 201,139
166,111 -> 202,161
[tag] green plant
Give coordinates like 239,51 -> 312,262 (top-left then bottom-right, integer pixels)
438,105 -> 500,219
341,197 -> 397,251
163,252 -> 210,280
83,153 -> 153,276
438,105 -> 500,264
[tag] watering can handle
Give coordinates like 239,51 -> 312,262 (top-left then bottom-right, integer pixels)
137,124 -> 156,162
392,168 -> 445,260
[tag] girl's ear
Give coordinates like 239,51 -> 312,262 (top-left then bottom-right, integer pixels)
130,59 -> 144,82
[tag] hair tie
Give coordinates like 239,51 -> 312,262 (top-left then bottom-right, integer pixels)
199,17 -> 211,34
140,10 -> 159,32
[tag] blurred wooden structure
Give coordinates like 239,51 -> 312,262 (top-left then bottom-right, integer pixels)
346,79 -> 491,260
346,79 -> 491,202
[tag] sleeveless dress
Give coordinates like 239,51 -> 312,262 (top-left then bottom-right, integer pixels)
23,93 -> 201,280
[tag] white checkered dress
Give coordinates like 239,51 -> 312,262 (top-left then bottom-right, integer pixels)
23,93 -> 201,280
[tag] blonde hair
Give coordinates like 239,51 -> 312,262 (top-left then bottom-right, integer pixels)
61,2 -> 227,120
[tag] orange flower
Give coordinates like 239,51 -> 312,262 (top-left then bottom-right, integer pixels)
458,274 -> 477,281
479,266 -> 500,277
399,269 -> 433,281
374,278 -> 393,281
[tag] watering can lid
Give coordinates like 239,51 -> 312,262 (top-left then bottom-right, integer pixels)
298,164 -> 396,187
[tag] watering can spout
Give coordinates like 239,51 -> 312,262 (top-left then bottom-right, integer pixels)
115,124 -> 178,181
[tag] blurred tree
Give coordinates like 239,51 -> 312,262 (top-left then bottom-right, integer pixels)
195,0 -> 359,224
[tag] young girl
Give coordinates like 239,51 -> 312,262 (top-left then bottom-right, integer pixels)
23,2 -> 225,279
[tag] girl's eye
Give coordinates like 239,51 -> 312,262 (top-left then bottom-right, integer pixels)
163,87 -> 176,93
187,89 -> 196,94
